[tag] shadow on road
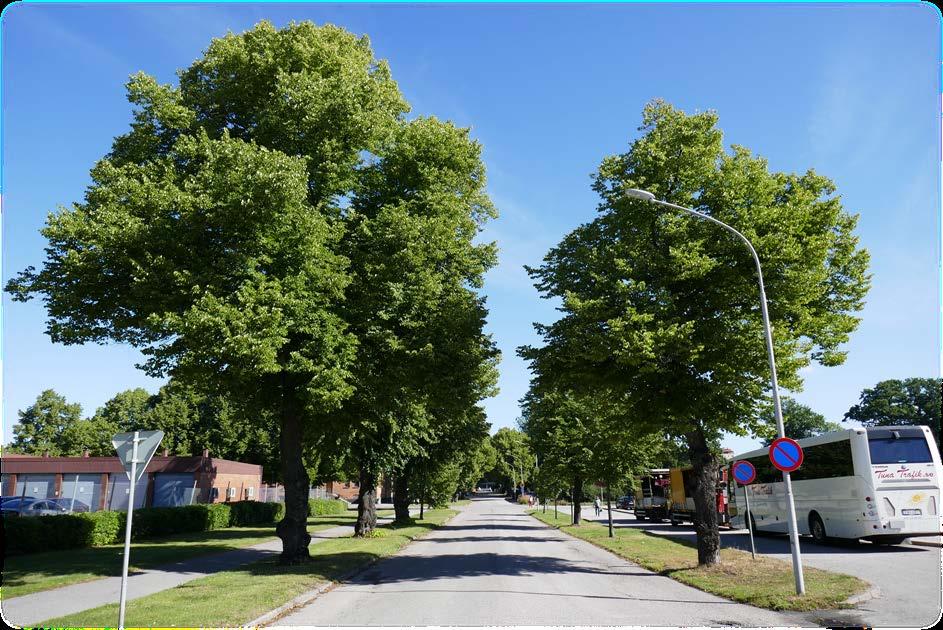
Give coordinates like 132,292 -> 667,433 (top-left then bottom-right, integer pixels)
349,552 -> 660,584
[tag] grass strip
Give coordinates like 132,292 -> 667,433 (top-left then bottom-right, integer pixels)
530,509 -> 868,611
3,510 -> 390,599
39,508 -> 455,628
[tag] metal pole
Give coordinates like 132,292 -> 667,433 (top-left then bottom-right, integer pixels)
743,484 -> 756,559
118,431 -> 139,630
650,198 -> 806,595
70,474 -> 79,513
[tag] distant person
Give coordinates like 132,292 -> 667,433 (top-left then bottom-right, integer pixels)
594,497 -> 601,516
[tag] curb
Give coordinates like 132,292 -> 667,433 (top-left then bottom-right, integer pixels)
908,539 -> 943,549
844,585 -> 882,606
246,507 -> 463,627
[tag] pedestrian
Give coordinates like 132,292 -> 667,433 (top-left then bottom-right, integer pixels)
594,497 -> 601,517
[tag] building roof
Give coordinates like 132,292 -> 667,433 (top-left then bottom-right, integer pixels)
0,454 -> 261,476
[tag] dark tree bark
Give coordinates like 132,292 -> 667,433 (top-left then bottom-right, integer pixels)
275,378 -> 311,564
355,466 -> 377,536
687,426 -> 720,566
607,493 -> 614,538
419,471 -> 425,520
572,475 -> 583,525
393,463 -> 411,524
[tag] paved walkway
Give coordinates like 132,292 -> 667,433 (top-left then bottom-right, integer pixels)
3,510 -> 410,627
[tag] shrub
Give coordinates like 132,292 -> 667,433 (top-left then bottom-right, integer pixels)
228,501 -> 285,526
308,498 -> 347,516
131,504 -> 232,539
3,512 -> 116,555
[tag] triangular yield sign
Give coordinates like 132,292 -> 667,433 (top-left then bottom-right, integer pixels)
112,431 -> 164,483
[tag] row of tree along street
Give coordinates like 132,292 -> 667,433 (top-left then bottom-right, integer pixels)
6,21 -> 501,563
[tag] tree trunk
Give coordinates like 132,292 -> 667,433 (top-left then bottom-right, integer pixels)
687,426 -> 720,566
607,493 -> 613,538
393,464 -> 411,524
419,471 -> 425,520
355,467 -> 377,536
572,476 -> 582,525
275,379 -> 311,564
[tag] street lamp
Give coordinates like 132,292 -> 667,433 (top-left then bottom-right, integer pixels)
624,188 -> 806,595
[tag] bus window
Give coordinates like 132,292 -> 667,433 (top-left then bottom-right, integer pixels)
869,437 -> 933,464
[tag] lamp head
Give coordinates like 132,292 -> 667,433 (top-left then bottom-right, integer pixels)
625,188 -> 656,202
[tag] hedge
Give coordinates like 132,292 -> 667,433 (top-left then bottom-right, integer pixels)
308,498 -> 347,516
5,502 -> 258,555
4,499 -> 348,555
4,511 -> 123,555
229,500 -> 285,526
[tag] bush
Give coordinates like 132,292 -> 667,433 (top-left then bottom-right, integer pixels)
308,498 -> 347,516
4,501 -> 280,556
3,512 -> 121,555
131,504 -> 232,539
228,501 -> 285,526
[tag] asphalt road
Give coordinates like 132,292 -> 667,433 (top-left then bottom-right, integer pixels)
276,496 -> 811,626
581,507 -> 943,628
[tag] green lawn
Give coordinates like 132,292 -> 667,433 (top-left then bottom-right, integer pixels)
3,510 -> 391,599
41,508 -> 456,628
530,509 -> 868,612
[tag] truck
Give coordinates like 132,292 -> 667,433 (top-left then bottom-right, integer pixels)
633,468 -> 671,521
667,465 -> 730,527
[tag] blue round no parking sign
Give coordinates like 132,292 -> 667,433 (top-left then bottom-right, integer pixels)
769,437 -> 804,473
732,460 -> 756,485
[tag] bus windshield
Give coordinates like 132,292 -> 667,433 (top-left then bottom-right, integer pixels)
868,437 -> 933,464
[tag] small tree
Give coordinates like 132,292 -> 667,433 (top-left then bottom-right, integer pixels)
12,390 -> 83,455
844,378 -> 941,440
760,398 -> 842,446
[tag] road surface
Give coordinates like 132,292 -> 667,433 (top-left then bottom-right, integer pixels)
276,496 -> 811,626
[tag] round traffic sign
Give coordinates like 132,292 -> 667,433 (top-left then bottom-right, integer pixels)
769,437 -> 804,473
732,460 -> 756,485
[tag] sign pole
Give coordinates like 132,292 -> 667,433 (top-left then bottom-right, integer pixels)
743,484 -> 756,559
118,431 -> 139,630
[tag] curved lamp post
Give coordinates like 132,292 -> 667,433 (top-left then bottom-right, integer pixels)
624,188 -> 806,595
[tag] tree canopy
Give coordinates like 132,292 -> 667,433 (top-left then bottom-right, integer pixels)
520,100 -> 871,564
6,21 -> 496,561
759,398 -> 842,446
844,378 -> 941,440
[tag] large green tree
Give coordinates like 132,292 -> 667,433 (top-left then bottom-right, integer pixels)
522,100 -> 871,565
11,390 -> 84,456
337,116 -> 499,534
5,22 -> 410,563
759,398 -> 842,446
844,378 -> 941,440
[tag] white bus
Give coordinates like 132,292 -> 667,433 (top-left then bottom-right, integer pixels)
728,425 -> 942,545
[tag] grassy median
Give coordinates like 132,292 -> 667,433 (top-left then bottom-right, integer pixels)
40,508 -> 456,627
530,509 -> 868,611
3,510 -> 390,599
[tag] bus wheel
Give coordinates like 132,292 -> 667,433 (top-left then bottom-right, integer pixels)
809,513 -> 828,544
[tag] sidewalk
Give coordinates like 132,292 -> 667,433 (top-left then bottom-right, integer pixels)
3,511 -> 411,627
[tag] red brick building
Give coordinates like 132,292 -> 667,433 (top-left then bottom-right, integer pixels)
1,450 -> 262,511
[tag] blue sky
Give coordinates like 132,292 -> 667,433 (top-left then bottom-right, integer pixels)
1,2 -> 940,457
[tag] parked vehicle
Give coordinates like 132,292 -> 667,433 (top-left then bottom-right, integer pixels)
633,469 -> 670,520
728,425 -> 942,545
667,466 -> 730,527
1,498 -> 69,516
616,496 -> 634,510
0,496 -> 35,506
48,498 -> 91,513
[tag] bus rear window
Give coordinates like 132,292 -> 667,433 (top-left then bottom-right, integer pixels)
868,437 -> 933,464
